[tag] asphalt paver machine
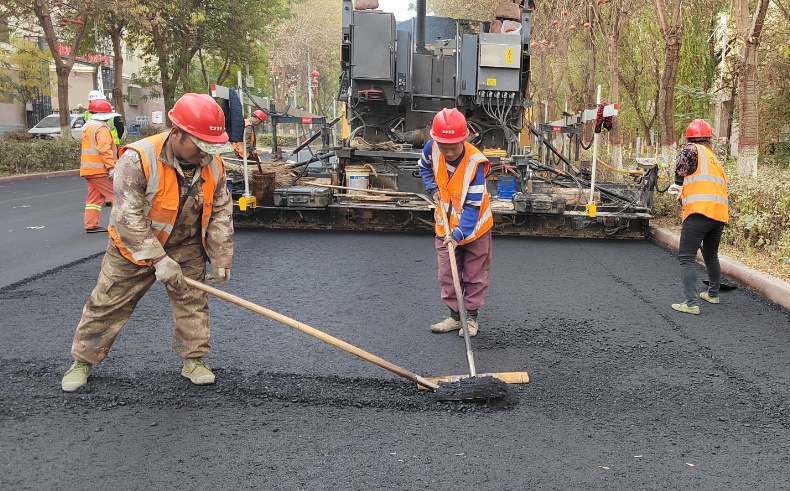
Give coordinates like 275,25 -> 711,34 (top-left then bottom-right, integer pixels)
229,0 -> 658,238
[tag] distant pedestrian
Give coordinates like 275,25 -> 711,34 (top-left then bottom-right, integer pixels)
419,108 -> 493,337
80,98 -> 119,233
668,119 -> 729,314
61,93 -> 235,392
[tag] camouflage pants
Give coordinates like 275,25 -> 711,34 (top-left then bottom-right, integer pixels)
71,240 -> 210,365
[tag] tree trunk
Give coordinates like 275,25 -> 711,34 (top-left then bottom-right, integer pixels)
654,0 -> 683,164
111,32 -> 125,123
607,39 -> 622,169
734,0 -> 770,177
56,66 -> 71,138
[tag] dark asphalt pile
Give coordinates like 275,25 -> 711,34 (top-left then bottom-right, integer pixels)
2,230 -> 789,490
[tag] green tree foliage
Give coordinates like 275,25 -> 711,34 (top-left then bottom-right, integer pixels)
0,37 -> 52,126
125,0 -> 288,122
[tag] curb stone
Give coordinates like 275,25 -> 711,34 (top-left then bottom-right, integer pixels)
0,169 -> 79,184
650,227 -> 790,312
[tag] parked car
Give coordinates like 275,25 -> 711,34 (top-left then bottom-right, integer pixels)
28,113 -> 85,140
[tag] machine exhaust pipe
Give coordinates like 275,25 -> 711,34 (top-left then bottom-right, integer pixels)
415,0 -> 428,54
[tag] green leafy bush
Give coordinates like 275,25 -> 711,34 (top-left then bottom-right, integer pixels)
653,160 -> 790,262
256,133 -> 297,148
725,164 -> 790,261
0,138 -> 81,176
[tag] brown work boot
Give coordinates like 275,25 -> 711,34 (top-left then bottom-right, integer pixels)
61,359 -> 93,392
459,317 -> 479,337
181,357 -> 215,385
430,314 -> 461,333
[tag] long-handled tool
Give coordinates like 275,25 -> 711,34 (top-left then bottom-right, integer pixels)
429,202 -> 529,401
184,277 -> 441,391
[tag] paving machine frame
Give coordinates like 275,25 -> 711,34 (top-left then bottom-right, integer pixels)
226,0 -> 657,239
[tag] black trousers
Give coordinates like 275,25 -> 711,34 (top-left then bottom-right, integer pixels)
678,213 -> 725,306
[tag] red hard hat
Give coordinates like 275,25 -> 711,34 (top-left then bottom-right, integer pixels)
88,99 -> 113,113
252,109 -> 267,122
686,119 -> 713,139
430,108 -> 469,144
168,93 -> 229,143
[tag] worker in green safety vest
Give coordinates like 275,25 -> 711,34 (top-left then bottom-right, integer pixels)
85,90 -> 124,148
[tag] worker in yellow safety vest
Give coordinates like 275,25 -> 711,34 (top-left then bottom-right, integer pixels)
80,98 -> 119,233
85,90 -> 124,148
61,93 -> 235,393
418,108 -> 494,337
667,118 -> 729,315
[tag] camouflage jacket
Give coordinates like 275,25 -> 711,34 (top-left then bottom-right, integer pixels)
111,131 -> 234,268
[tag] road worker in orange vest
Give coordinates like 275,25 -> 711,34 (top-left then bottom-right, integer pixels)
80,98 -> 119,233
231,109 -> 267,162
62,93 -> 235,392
418,108 -> 494,337
667,118 -> 729,314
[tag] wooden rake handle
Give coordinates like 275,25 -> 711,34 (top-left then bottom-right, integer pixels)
435,202 -> 477,376
184,278 -> 440,390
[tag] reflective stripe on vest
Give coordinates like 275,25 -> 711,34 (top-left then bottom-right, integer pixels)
80,122 -> 108,176
680,143 -> 728,223
109,132 -> 223,265
431,141 -> 493,244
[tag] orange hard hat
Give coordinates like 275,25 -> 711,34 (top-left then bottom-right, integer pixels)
252,109 -> 267,122
430,108 -> 469,144
168,93 -> 229,143
88,99 -> 113,113
686,119 -> 713,139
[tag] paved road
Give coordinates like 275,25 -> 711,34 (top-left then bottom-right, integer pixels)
2,175 -> 790,490
0,175 -> 111,288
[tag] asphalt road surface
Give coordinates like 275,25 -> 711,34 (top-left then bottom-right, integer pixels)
2,176 -> 790,490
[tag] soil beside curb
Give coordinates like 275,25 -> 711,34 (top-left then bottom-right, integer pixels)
650,227 -> 790,312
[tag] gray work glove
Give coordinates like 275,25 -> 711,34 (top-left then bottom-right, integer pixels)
667,183 -> 682,197
108,168 -> 115,180
207,267 -> 230,286
153,255 -> 185,290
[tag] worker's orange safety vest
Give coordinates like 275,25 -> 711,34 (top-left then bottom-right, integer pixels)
231,119 -> 256,157
431,141 -> 493,244
680,143 -> 728,224
80,121 -> 115,177
109,132 -> 224,265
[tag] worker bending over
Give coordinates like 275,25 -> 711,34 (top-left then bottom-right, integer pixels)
62,93 -> 235,392
419,108 -> 493,337
80,98 -> 119,233
232,109 -> 267,162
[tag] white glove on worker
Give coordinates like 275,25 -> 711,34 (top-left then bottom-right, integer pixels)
207,267 -> 231,286
667,183 -> 682,198
108,168 -> 115,180
153,255 -> 185,290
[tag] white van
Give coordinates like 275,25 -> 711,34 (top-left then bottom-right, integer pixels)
28,114 -> 85,140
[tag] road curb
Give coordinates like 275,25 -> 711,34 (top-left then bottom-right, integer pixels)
0,169 -> 79,184
650,226 -> 790,311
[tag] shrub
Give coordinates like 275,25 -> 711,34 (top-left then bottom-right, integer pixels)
0,138 -> 81,176
1,130 -> 33,142
724,163 -> 790,261
257,133 -> 298,148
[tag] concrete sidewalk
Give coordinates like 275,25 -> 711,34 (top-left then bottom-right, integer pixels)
3,169 -> 788,311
